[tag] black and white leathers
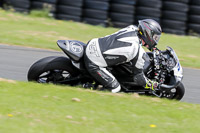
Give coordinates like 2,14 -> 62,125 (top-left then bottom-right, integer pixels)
85,25 -> 148,93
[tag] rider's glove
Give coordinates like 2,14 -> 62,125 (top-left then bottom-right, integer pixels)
145,80 -> 159,90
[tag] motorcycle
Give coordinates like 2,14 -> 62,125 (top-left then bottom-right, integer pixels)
27,40 -> 185,100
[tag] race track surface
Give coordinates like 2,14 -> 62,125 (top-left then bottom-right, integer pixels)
0,44 -> 199,104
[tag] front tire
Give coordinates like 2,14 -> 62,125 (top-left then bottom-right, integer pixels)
27,56 -> 79,84
171,82 -> 185,100
162,82 -> 185,100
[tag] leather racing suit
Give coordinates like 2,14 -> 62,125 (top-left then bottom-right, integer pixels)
84,25 -> 149,93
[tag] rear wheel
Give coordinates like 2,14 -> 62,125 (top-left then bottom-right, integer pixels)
28,56 -> 79,85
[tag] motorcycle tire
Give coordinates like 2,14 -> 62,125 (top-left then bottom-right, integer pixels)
172,82 -> 185,100
152,82 -> 185,100
27,56 -> 79,84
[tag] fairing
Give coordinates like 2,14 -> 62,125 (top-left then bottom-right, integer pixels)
57,40 -> 86,62
167,46 -> 183,82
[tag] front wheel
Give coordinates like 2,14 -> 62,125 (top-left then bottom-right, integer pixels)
27,56 -> 79,84
162,82 -> 185,100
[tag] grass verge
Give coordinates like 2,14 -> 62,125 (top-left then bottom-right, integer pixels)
0,80 -> 200,133
0,9 -> 200,68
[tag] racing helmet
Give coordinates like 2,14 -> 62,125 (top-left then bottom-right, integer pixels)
138,19 -> 162,51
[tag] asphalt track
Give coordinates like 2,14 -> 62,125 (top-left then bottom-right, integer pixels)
0,44 -> 199,104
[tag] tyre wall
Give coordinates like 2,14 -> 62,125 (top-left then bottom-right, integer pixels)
0,0 -> 3,7
109,0 -> 137,28
161,0 -> 189,35
1,0 -> 200,36
3,0 -> 31,13
56,0 -> 83,22
83,0 -> 109,27
136,0 -> 162,24
188,0 -> 200,35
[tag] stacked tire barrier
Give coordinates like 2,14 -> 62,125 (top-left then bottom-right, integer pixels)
31,0 -> 57,17
161,0 -> 189,35
3,0 -> 31,13
1,0 -> 200,36
56,0 -> 83,22
0,0 -> 3,7
82,0 -> 109,26
109,0 -> 137,28
135,0 -> 162,24
188,0 -> 200,35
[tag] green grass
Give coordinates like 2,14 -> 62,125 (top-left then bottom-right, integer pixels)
0,9 -> 200,68
0,81 -> 199,133
29,9 -> 53,19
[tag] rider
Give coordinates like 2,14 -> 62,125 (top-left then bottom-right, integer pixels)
84,19 -> 162,93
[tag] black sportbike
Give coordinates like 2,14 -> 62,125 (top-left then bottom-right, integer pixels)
28,40 -> 185,100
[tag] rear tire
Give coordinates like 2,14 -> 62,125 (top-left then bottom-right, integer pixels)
28,56 -> 79,84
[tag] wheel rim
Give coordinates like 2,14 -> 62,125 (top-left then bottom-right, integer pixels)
161,88 -> 176,99
37,70 -> 71,83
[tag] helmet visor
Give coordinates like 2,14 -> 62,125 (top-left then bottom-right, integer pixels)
153,34 -> 161,44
